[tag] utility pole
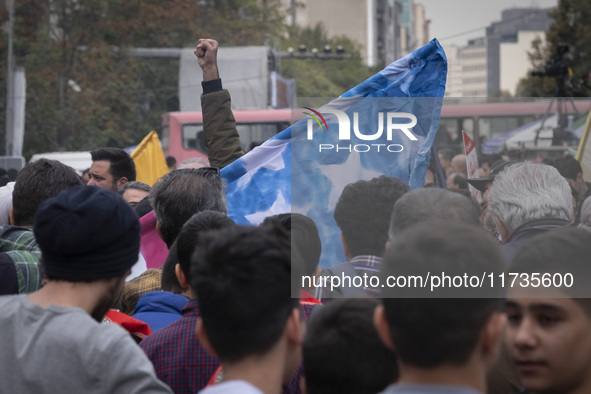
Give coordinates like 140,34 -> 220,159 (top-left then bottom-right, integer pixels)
5,0 -> 14,156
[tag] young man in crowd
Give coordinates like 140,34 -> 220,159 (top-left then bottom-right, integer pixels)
303,298 -> 398,394
375,221 -> 506,394
0,186 -> 171,393
87,147 -> 136,191
193,225 -> 303,394
506,227 -> 591,394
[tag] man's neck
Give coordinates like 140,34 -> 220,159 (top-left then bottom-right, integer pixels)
397,361 -> 486,393
27,281 -> 100,315
221,344 -> 287,394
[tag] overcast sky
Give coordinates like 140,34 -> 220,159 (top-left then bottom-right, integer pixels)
419,0 -> 559,46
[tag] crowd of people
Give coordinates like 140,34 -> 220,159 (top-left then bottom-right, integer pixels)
0,38 -> 590,394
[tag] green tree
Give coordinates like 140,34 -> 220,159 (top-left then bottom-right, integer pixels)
278,24 -> 377,99
516,0 -> 591,97
0,0 -> 285,158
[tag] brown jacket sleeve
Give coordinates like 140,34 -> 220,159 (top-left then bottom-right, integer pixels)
201,89 -> 244,169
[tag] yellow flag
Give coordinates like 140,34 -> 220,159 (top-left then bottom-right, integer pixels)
131,131 -> 168,186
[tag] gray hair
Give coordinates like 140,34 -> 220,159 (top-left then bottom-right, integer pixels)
178,157 -> 210,169
488,162 -> 572,233
388,188 -> 481,240
150,168 -> 227,247
118,181 -> 152,195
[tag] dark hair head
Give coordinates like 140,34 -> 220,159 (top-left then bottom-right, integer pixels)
161,242 -> 184,294
13,159 -> 84,226
512,227 -> 591,307
191,225 -> 298,363
381,221 -> 505,368
150,168 -> 226,247
551,154 -> 582,180
176,210 -> 235,285
334,176 -> 409,257
388,188 -> 481,240
303,298 -> 398,394
261,213 -> 322,281
166,156 -> 177,168
90,147 -> 136,182
452,173 -> 468,189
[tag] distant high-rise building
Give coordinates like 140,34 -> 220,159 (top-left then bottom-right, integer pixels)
461,38 -> 488,97
486,7 -> 553,96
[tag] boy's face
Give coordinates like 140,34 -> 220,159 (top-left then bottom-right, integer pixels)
506,290 -> 591,394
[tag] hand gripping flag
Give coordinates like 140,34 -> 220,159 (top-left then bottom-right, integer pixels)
221,39 -> 447,268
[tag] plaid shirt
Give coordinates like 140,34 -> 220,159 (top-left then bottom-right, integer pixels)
140,298 -> 317,394
351,255 -> 383,297
140,298 -> 219,393
121,269 -> 162,315
0,226 -> 42,294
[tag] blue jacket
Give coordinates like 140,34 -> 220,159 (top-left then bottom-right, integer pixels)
132,291 -> 189,333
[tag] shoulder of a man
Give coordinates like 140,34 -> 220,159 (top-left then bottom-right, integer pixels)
0,226 -> 38,252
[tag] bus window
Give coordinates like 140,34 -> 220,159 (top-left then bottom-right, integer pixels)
236,123 -> 284,151
182,124 -> 207,152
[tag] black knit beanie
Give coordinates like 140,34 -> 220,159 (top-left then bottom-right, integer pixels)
34,186 -> 140,281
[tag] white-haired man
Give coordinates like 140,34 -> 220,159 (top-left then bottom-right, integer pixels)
487,162 -> 573,263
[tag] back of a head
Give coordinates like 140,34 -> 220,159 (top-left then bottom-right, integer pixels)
381,221 -> 505,368
303,298 -> 398,394
334,176 -> 409,257
389,188 -> 481,240
512,227 -> 591,301
90,147 -> 136,182
175,210 -> 236,285
191,225 -> 297,363
261,213 -> 322,281
487,162 -> 572,232
551,154 -> 582,180
150,168 -> 227,247
34,186 -> 140,282
13,159 -> 84,226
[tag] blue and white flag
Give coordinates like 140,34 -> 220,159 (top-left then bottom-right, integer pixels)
221,39 -> 447,268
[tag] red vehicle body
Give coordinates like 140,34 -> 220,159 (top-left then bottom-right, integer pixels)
161,109 -> 294,163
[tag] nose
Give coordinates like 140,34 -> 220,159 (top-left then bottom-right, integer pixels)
510,317 -> 538,350
87,178 -> 96,186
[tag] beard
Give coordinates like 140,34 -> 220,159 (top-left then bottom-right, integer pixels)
91,277 -> 125,322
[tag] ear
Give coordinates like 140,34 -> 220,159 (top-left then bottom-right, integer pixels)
116,177 -> 128,190
285,308 -> 304,348
374,304 -> 396,351
196,318 -> 218,357
175,263 -> 189,289
385,240 -> 391,251
155,221 -> 164,241
9,206 -> 14,226
340,232 -> 351,260
577,172 -> 584,183
480,312 -> 506,361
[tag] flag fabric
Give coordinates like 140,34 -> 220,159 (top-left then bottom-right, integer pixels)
131,131 -> 169,186
221,39 -> 447,268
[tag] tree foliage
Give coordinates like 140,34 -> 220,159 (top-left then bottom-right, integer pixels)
0,0 -> 284,158
278,24 -> 377,99
516,0 -> 591,97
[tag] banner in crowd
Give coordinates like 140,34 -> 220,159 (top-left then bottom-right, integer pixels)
131,131 -> 169,186
221,39 -> 448,268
